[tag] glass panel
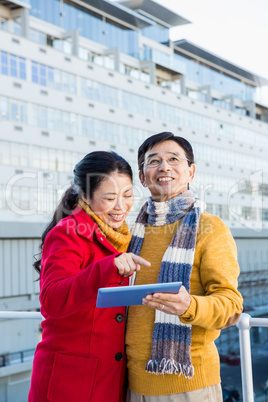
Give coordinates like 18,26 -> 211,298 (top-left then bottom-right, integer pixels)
54,69 -> 62,91
40,106 -> 47,128
30,28 -> 46,44
79,47 -> 90,61
19,57 -> 26,80
0,97 -> 9,120
47,66 -> 54,88
32,61 -> 39,83
13,17 -> 22,36
10,102 -> 19,121
0,51 -> 8,75
20,102 -> 27,123
10,54 -> 17,77
47,108 -> 55,130
54,110 -> 62,132
142,25 -> 169,43
0,17 -> 8,31
40,64 -> 47,86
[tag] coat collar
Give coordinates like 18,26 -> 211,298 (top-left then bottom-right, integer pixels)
71,206 -> 119,254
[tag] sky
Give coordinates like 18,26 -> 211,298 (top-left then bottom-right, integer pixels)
117,0 -> 268,103
157,0 -> 268,79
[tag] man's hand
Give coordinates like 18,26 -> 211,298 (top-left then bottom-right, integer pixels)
114,253 -> 151,277
142,285 -> 191,316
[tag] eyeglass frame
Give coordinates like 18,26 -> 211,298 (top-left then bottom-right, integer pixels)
141,154 -> 190,169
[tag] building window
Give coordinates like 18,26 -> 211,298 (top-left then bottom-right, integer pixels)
30,28 -> 46,45
0,96 -> 9,120
122,91 -> 154,116
262,209 -> 268,221
13,17 -> 22,35
9,99 -> 27,123
0,51 -> 26,79
0,17 -> 8,31
78,46 -> 90,61
31,61 -> 76,94
81,78 -> 118,106
0,51 -> 8,75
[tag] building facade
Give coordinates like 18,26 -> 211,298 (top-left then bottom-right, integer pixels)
0,0 -> 268,400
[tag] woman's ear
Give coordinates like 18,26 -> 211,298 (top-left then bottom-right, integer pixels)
139,171 -> 147,187
81,193 -> 90,203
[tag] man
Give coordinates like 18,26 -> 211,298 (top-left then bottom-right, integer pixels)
126,132 -> 243,402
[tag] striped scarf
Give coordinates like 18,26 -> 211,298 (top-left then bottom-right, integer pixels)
128,190 -> 204,378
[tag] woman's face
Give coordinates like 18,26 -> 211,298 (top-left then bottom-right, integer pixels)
140,140 -> 195,202
88,171 -> 134,229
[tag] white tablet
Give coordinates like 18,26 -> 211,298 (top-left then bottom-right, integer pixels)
96,282 -> 182,308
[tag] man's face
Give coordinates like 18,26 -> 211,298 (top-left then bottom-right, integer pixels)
139,140 -> 195,202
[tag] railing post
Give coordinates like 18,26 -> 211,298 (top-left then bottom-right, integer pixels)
236,313 -> 254,402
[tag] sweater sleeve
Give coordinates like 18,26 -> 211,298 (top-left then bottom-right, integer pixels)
179,218 -> 243,329
39,223 -> 125,319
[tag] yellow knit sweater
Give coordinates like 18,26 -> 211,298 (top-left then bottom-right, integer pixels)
125,212 -> 243,395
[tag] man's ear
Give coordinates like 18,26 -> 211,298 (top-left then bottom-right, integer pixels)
139,171 -> 147,187
189,164 -> 195,183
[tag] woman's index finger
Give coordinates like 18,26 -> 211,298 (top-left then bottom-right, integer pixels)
132,255 -> 151,267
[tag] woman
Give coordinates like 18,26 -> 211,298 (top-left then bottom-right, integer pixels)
28,151 -> 150,402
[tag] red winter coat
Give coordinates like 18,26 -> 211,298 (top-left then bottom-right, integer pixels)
28,206 -> 129,402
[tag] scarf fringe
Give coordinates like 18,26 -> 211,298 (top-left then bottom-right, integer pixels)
145,358 -> 194,378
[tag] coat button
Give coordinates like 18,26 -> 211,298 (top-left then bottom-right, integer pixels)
100,237 -> 103,241
119,281 -> 124,285
115,314 -> 124,323
115,352 -> 123,361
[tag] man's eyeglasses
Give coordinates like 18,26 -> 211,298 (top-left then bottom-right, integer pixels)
142,155 -> 190,168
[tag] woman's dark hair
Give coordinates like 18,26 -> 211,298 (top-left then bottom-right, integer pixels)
138,132 -> 194,174
34,151 -> 132,275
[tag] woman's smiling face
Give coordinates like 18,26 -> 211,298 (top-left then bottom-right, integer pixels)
140,140 -> 195,202
88,171 -> 134,228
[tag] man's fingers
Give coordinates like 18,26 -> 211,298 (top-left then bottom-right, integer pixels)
149,292 -> 178,302
142,299 -> 175,313
131,254 -> 151,267
143,286 -> 191,316
149,286 -> 186,301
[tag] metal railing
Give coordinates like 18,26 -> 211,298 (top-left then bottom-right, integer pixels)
0,311 -> 42,319
0,311 -> 43,369
0,348 -> 37,367
236,313 -> 268,402
1,311 -> 268,401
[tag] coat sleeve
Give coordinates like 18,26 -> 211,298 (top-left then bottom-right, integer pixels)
179,219 -> 243,330
39,223 -> 125,319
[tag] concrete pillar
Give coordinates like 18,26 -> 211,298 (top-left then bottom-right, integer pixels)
180,74 -> 186,95
20,7 -> 29,39
140,60 -> 156,85
199,85 -> 212,103
222,94 -> 235,111
148,60 -> 156,85
243,101 -> 255,119
104,48 -> 120,72
71,30 -> 79,57
62,30 -> 79,58
111,48 -> 120,72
